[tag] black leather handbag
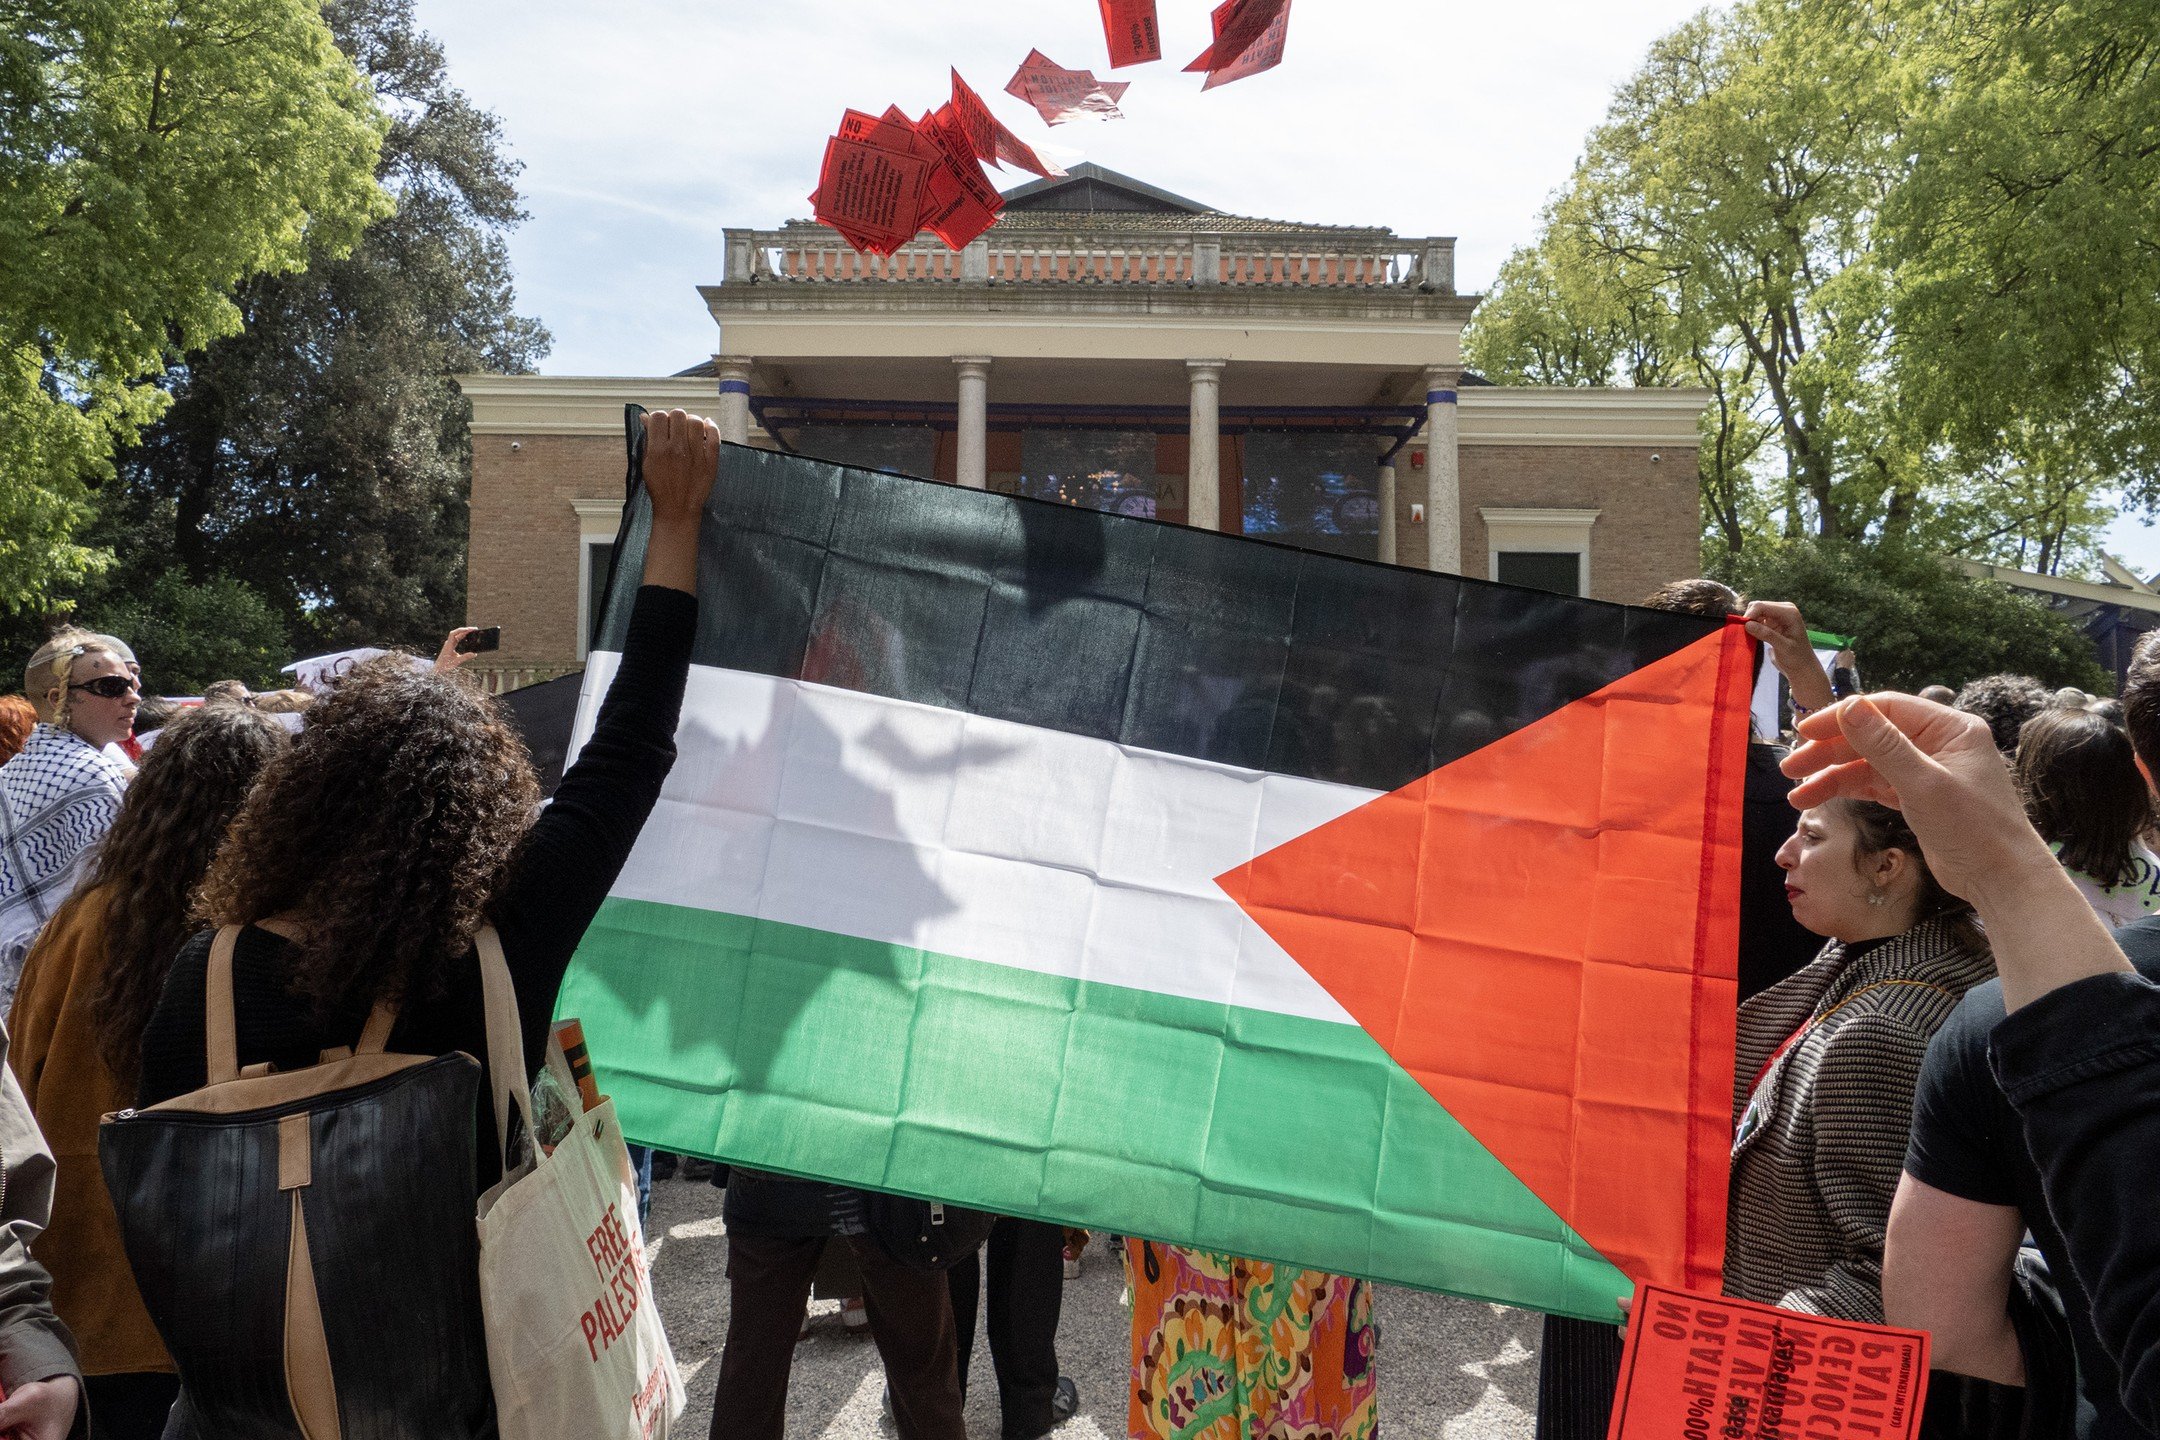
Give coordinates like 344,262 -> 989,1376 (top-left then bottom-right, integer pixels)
100,925 -> 498,1439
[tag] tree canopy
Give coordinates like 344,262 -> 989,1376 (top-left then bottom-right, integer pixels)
1713,540 -> 2110,694
1465,0 -> 2157,578
56,0 -> 548,673
0,0 -> 390,610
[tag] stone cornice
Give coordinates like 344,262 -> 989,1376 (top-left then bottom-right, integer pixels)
457,375 -> 734,436
1457,387 -> 1711,448
702,282 -> 1479,326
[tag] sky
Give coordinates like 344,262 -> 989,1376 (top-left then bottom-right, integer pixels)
408,0 -> 2160,574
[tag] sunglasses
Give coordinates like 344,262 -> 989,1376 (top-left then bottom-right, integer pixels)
69,675 -> 138,700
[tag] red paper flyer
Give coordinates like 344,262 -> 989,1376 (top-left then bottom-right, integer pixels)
1005,49 -> 1129,126
1184,0 -> 1292,89
1609,1285 -> 1931,1440
812,135 -> 929,254
1098,0 -> 1162,68
949,69 -> 1064,180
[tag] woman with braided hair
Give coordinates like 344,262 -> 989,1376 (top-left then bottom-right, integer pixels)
9,700 -> 290,1438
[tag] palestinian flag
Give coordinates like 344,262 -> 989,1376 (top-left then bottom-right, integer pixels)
561,443 -> 1749,1319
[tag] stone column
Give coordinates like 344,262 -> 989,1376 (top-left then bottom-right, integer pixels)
1187,360 -> 1226,531
1376,450 -> 1398,566
717,357 -> 753,445
954,356 -> 991,489
1424,365 -> 1462,573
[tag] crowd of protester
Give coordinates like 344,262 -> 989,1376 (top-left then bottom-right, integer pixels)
0,410 -> 2158,1439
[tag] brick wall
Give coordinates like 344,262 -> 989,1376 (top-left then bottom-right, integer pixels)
1390,444 -> 1702,604
468,434 -> 622,664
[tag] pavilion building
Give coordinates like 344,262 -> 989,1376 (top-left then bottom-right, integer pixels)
457,165 -> 1709,679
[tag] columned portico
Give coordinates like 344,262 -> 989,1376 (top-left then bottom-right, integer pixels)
1425,364 -> 1462,573
954,356 -> 991,489
1187,359 -> 1225,531
717,357 -> 754,445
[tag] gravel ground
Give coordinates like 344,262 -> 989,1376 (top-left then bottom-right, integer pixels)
645,1174 -> 1546,1439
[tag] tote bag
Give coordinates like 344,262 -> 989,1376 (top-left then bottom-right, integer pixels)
472,932 -> 684,1440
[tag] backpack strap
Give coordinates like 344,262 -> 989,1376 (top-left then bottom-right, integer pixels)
474,927 -> 535,1174
206,918 -> 402,1080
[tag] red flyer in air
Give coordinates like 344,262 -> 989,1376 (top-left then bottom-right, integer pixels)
949,69 -> 1064,179
1184,0 -> 1292,89
812,133 -> 929,255
1098,0 -> 1162,67
1005,49 -> 1129,125
1609,1285 -> 1930,1440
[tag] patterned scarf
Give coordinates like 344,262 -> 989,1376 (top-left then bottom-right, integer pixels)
0,724 -> 126,1003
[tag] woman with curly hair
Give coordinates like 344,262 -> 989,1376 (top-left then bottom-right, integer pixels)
8,700 -> 289,1438
129,410 -> 716,1439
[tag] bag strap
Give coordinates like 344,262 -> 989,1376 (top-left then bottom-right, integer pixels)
206,926 -> 244,1084
474,926 -> 534,1173
203,918 -> 401,1083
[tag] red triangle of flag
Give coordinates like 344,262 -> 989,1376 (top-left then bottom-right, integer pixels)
1216,626 -> 1750,1292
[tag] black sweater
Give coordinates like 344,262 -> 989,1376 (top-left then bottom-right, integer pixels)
1991,958 -> 2160,1437
136,586 -> 695,1187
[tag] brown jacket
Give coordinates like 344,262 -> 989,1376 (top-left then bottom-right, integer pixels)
7,883 -> 172,1375
1726,915 -> 1994,1321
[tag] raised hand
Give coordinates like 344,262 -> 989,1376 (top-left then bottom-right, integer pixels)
638,409 -> 720,594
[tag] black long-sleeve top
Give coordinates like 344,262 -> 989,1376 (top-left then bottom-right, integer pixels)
1990,964 -> 2160,1435
136,586 -> 695,1188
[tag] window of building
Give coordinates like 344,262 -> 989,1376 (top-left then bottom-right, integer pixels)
1480,507 -> 1601,598
1019,429 -> 1158,516
794,424 -> 939,478
1494,551 -> 1583,595
1241,432 -> 1380,560
571,499 -> 626,660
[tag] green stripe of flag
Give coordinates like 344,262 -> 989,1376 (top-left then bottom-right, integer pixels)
561,895 -> 1631,1320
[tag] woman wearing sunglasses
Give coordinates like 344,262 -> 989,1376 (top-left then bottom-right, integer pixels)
0,630 -> 137,1008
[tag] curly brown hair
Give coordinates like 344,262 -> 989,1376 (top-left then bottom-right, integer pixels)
83,702 -> 292,1084
194,655 -> 541,1025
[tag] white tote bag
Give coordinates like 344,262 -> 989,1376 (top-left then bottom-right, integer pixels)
472,931 -> 685,1440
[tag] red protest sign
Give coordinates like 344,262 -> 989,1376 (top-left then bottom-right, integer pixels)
1610,1285 -> 1930,1440
1098,0 -> 1162,68
813,133 -> 929,255
1005,49 -> 1130,125
950,68 -> 1065,180
1183,0 -> 1292,89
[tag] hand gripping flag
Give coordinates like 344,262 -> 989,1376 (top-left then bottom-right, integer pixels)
561,442 -> 1749,1320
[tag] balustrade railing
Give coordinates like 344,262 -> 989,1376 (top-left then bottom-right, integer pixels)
722,228 -> 1453,292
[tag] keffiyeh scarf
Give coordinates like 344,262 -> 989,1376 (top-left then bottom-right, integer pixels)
0,724 -> 125,1005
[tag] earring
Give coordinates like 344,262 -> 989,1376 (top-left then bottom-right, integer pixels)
1866,888 -> 1886,907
